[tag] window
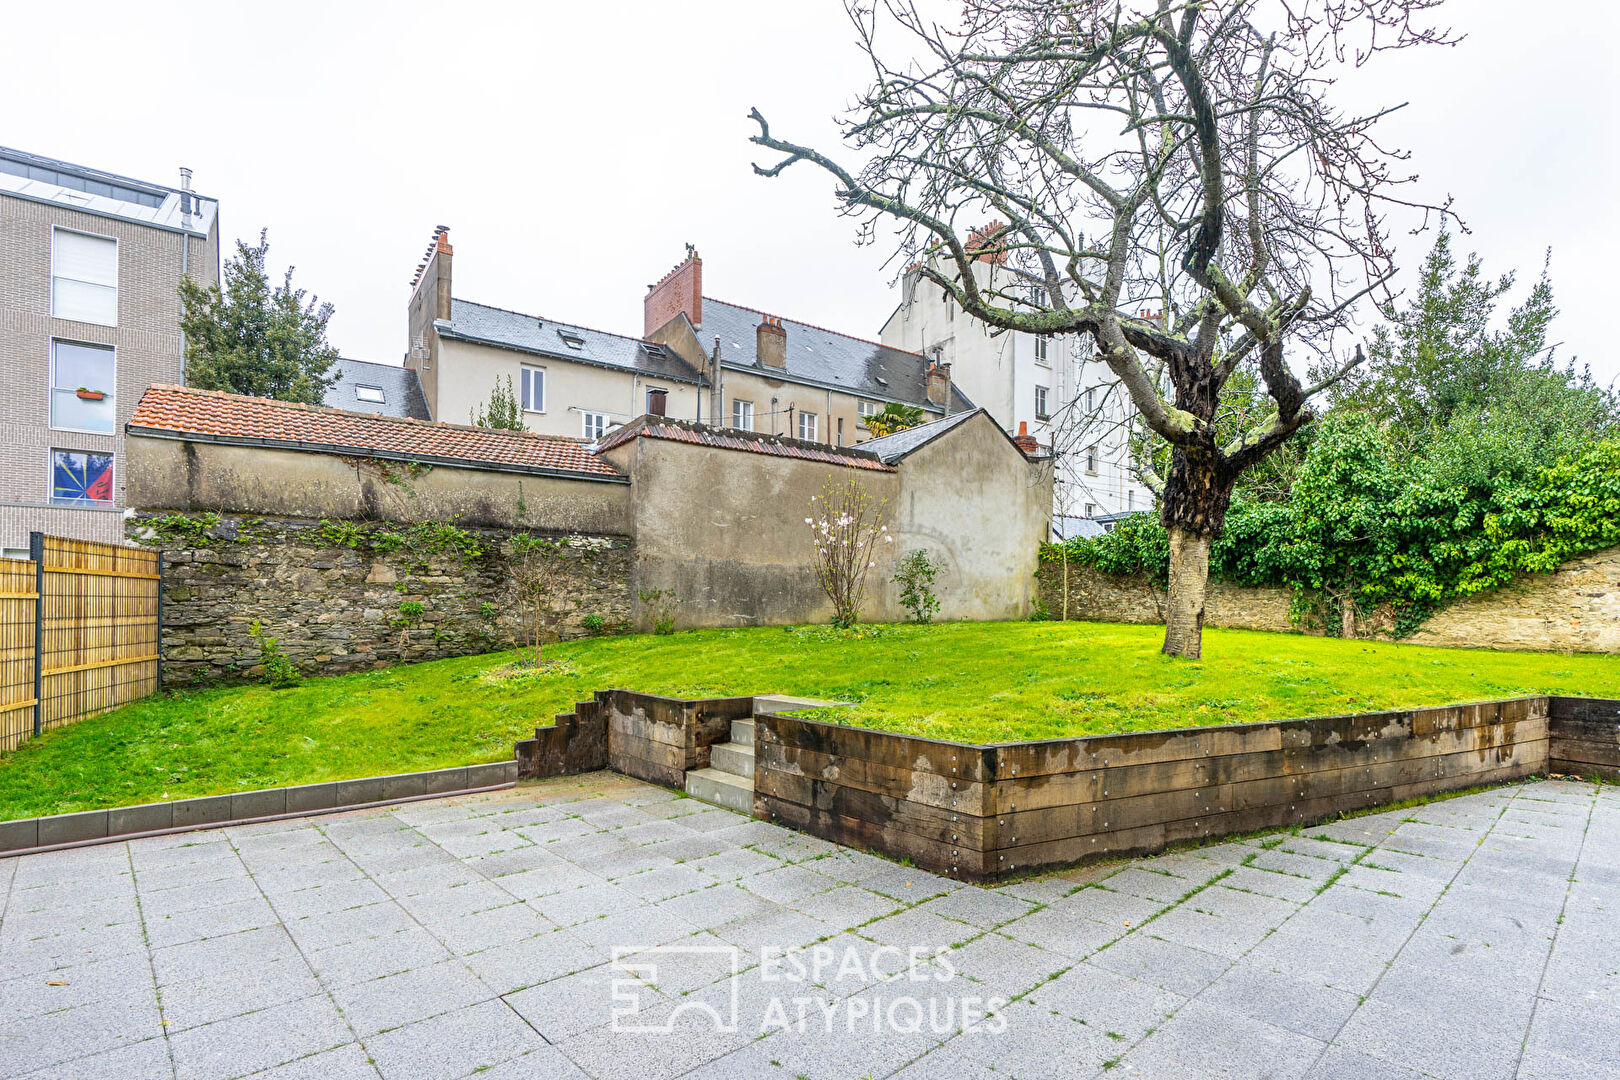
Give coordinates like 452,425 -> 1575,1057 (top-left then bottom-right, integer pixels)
946,299 -> 954,323
1085,387 -> 1097,412
1085,503 -> 1097,519
582,412 -> 612,440
557,331 -> 585,350
1128,491 -> 1135,511
1034,336 -> 1049,364
51,229 -> 118,326
521,366 -> 544,412
837,417 -> 845,446
799,411 -> 818,442
354,384 -> 385,404
857,400 -> 879,426
645,387 -> 668,416
1034,385 -> 1050,420
51,449 -> 114,505
50,340 -> 115,433
732,399 -> 754,431
1085,444 -> 1099,474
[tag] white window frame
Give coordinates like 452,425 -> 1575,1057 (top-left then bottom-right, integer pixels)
49,447 -> 116,507
857,399 -> 878,419
1085,503 -> 1097,519
732,399 -> 755,431
50,226 -> 119,327
1085,444 -> 1099,474
581,411 -> 613,439
1034,336 -> 1050,364
521,366 -> 545,413
799,411 -> 818,442
1034,385 -> 1050,421
48,339 -> 117,435
354,384 -> 386,404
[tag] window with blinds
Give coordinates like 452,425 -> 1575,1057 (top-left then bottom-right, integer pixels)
51,229 -> 118,326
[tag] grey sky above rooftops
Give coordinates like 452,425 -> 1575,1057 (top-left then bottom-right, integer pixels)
3,1 -> 1614,383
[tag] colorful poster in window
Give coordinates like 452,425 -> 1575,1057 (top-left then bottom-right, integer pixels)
52,451 -> 114,504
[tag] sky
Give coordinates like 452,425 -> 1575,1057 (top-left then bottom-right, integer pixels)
4,1 -> 1617,382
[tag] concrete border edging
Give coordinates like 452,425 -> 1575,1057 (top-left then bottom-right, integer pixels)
0,760 -> 518,858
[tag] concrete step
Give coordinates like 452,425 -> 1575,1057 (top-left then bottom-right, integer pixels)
730,718 -> 755,747
710,741 -> 754,778
684,767 -> 754,814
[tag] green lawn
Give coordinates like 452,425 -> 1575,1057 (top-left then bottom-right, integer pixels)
3,621 -> 1618,820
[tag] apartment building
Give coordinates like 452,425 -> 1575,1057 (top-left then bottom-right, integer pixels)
0,146 -> 220,553
880,230 -> 1154,521
403,231 -> 964,445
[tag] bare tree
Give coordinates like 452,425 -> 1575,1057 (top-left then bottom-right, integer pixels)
750,0 -> 1456,657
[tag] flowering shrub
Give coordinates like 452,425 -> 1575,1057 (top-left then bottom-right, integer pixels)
806,477 -> 891,628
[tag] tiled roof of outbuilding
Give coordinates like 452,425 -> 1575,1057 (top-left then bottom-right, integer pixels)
595,416 -> 895,472
128,385 -> 624,479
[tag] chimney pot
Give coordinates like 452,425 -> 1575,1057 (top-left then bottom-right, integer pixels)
1013,420 -> 1040,454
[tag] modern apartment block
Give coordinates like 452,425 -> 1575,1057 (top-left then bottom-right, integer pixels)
0,146 -> 220,554
880,231 -> 1154,522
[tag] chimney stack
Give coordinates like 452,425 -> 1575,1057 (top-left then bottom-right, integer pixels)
644,245 -> 703,337
1012,421 -> 1040,454
925,361 -> 952,408
756,316 -> 787,368
179,167 -> 193,227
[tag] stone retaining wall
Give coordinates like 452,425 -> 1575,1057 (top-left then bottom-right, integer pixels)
1036,545 -> 1620,654
136,513 -> 633,684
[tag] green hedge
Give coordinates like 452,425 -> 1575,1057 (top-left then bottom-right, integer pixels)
1043,417 -> 1620,635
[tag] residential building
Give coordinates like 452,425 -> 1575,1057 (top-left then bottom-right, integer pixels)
403,231 -> 964,444
323,357 -> 431,420
0,145 -> 220,554
879,227 -> 1154,521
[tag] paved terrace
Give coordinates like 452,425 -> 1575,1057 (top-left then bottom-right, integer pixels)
0,773 -> 1615,1080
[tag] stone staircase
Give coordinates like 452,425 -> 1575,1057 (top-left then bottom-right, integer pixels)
684,717 -> 754,813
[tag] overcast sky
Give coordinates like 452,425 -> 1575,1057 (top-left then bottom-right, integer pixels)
5,1 -> 1617,382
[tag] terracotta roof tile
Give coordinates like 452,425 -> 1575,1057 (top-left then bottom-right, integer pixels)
595,416 -> 894,471
128,385 -> 623,479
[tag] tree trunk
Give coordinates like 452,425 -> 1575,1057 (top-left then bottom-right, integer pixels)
1163,526 -> 1212,659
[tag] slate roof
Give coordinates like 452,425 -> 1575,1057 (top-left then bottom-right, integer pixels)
129,385 -> 624,480
855,410 -> 982,464
324,358 -> 431,421
701,298 -> 943,412
595,416 -> 894,472
439,299 -> 703,384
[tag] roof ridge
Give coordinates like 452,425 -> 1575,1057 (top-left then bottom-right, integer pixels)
451,297 -> 663,348
146,384 -> 593,445
703,296 -> 928,360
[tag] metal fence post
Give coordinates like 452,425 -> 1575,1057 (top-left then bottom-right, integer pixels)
29,531 -> 43,738
156,549 -> 165,693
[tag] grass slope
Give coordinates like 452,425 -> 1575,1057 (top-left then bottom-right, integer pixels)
3,621 -> 1617,820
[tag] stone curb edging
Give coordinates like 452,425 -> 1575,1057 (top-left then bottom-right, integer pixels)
0,760 -> 519,858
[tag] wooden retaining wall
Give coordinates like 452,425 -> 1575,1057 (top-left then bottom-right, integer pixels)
1,534 -> 161,755
756,697 -> 1553,883
1549,696 -> 1620,780
515,690 -> 753,786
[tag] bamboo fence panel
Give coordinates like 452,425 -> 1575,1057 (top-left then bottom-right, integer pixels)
0,557 -> 38,754
35,535 -> 160,740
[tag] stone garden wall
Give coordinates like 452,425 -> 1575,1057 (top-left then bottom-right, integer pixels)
1036,545 -> 1620,653
134,512 -> 633,685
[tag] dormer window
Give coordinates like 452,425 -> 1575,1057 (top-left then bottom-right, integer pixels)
355,384 -> 385,404
558,331 -> 585,350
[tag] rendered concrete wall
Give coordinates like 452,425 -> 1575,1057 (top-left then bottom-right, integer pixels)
124,433 -> 633,536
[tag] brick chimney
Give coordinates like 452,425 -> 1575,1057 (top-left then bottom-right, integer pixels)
1012,421 -> 1039,454
644,245 -> 702,337
925,361 -> 952,407
965,221 -> 1009,265
406,225 -> 454,417
756,316 -> 787,368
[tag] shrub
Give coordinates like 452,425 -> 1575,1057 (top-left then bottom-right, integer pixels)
581,613 -> 606,635
638,588 -> 678,635
806,477 -> 891,628
893,549 -> 942,623
247,620 -> 300,689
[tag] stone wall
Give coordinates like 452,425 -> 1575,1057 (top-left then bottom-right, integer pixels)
1037,545 -> 1620,654
138,513 -> 633,684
